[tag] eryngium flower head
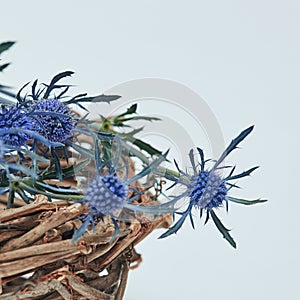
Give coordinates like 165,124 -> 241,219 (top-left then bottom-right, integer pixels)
85,174 -> 128,216
71,150 -> 170,242
31,99 -> 76,142
159,126 -> 267,248
0,105 -> 33,147
189,170 -> 227,210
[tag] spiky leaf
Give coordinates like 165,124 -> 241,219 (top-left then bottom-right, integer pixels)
132,138 -> 162,156
72,217 -> 91,242
213,126 -> 254,169
0,41 -> 15,55
226,166 -> 259,181
66,94 -> 121,105
226,196 -> 267,205
0,63 -> 10,72
117,103 -> 137,117
159,204 -> 193,238
210,209 -> 236,248
44,71 -> 74,98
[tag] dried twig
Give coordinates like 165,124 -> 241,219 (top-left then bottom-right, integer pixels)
0,194 -> 172,299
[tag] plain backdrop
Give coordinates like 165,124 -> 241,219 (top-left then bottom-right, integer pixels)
1,1 -> 299,299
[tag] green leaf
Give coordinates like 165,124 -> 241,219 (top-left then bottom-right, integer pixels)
118,104 -> 137,117
226,196 -> 267,205
210,209 -> 236,248
132,138 -> 162,156
121,116 -> 161,122
41,159 -> 90,180
111,104 -> 139,125
0,41 -> 15,55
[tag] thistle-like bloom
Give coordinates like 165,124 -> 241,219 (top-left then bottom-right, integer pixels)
159,126 -> 266,248
30,99 -> 76,142
85,174 -> 128,216
72,150 -> 169,242
0,105 -> 33,147
189,170 -> 227,210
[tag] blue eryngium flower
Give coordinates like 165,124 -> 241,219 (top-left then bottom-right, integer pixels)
85,174 -> 128,216
159,126 -> 266,248
72,150 -> 170,242
0,105 -> 33,147
30,99 -> 76,142
189,170 -> 227,209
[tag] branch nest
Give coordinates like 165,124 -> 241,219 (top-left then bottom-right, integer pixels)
0,194 -> 172,299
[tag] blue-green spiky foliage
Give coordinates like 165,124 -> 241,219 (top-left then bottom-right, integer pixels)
0,45 -> 266,247
158,126 -> 267,248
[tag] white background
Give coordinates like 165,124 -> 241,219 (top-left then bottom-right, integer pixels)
1,1 -> 299,299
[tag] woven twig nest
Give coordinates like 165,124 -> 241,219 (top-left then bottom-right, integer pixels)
0,193 -> 171,299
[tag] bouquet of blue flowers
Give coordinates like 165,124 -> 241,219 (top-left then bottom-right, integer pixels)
0,41 -> 266,300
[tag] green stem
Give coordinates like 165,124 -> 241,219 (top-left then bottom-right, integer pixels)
19,182 -> 85,201
121,139 -> 191,184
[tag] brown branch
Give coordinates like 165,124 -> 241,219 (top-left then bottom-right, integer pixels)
0,193 -> 172,299
0,203 -> 86,252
